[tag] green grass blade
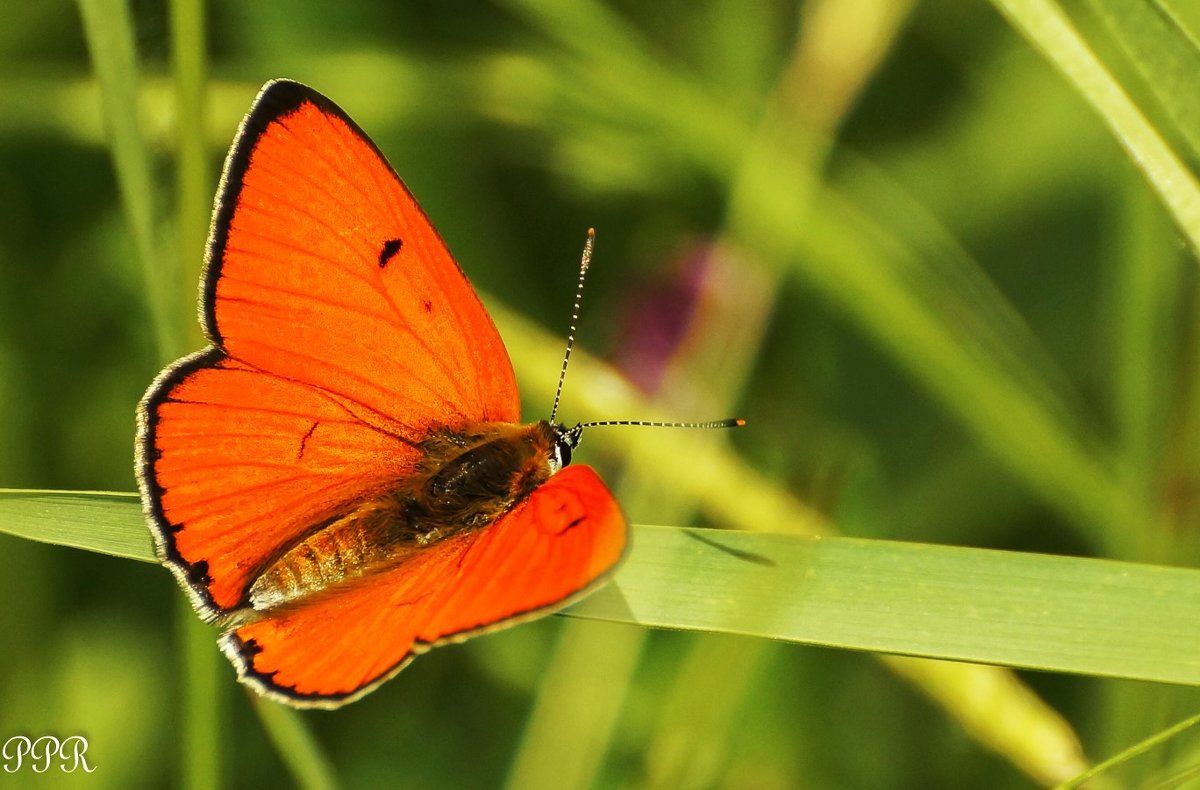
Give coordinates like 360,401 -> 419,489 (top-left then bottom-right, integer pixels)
180,605 -> 222,790
568,526 -> 1200,686
1054,710 -> 1200,789
170,0 -> 211,341
252,698 -> 340,790
5,489 -> 1199,686
77,0 -> 182,363
991,0 -> 1200,257
1086,0 -> 1200,163
641,635 -> 770,790
502,621 -> 645,790
1109,179 -> 1182,561
0,489 -> 151,561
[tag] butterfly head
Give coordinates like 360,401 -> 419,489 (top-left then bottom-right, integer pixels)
550,422 -> 584,474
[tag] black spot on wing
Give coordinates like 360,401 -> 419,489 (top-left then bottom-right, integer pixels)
379,237 -> 403,268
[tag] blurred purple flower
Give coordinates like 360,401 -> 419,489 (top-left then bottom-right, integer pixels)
610,241 -> 726,394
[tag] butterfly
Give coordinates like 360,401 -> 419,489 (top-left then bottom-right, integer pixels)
136,79 -> 628,708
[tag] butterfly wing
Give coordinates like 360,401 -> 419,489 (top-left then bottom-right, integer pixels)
141,353 -> 424,615
205,79 -> 518,432
220,465 -> 626,707
138,80 -> 520,618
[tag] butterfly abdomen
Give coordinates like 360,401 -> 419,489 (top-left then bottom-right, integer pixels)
247,498 -> 405,610
245,421 -> 559,612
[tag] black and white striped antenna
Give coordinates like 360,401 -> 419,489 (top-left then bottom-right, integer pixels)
548,229 -> 744,433
549,229 -> 595,425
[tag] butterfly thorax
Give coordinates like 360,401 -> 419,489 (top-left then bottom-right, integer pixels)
413,420 -> 563,533
246,421 -> 567,612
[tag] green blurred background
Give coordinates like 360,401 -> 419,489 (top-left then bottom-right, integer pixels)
2,0 -> 1200,787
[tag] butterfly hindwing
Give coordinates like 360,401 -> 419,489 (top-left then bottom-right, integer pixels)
221,465 -> 626,707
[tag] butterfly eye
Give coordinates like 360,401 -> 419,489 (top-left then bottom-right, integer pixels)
550,423 -> 584,473
553,440 -> 572,472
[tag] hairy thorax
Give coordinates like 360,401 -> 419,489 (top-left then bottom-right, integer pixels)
246,420 -> 558,611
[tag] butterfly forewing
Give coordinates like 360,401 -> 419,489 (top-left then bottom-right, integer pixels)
206,81 -> 519,433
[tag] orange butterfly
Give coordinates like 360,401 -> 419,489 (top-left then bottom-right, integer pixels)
136,80 -> 628,708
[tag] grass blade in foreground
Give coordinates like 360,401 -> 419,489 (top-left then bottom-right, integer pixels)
0,490 -> 151,560
568,527 -> 1200,687
3,490 -> 1198,686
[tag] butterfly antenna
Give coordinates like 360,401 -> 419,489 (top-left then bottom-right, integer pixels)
577,418 -> 745,430
550,228 -> 595,424
549,229 -> 744,433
